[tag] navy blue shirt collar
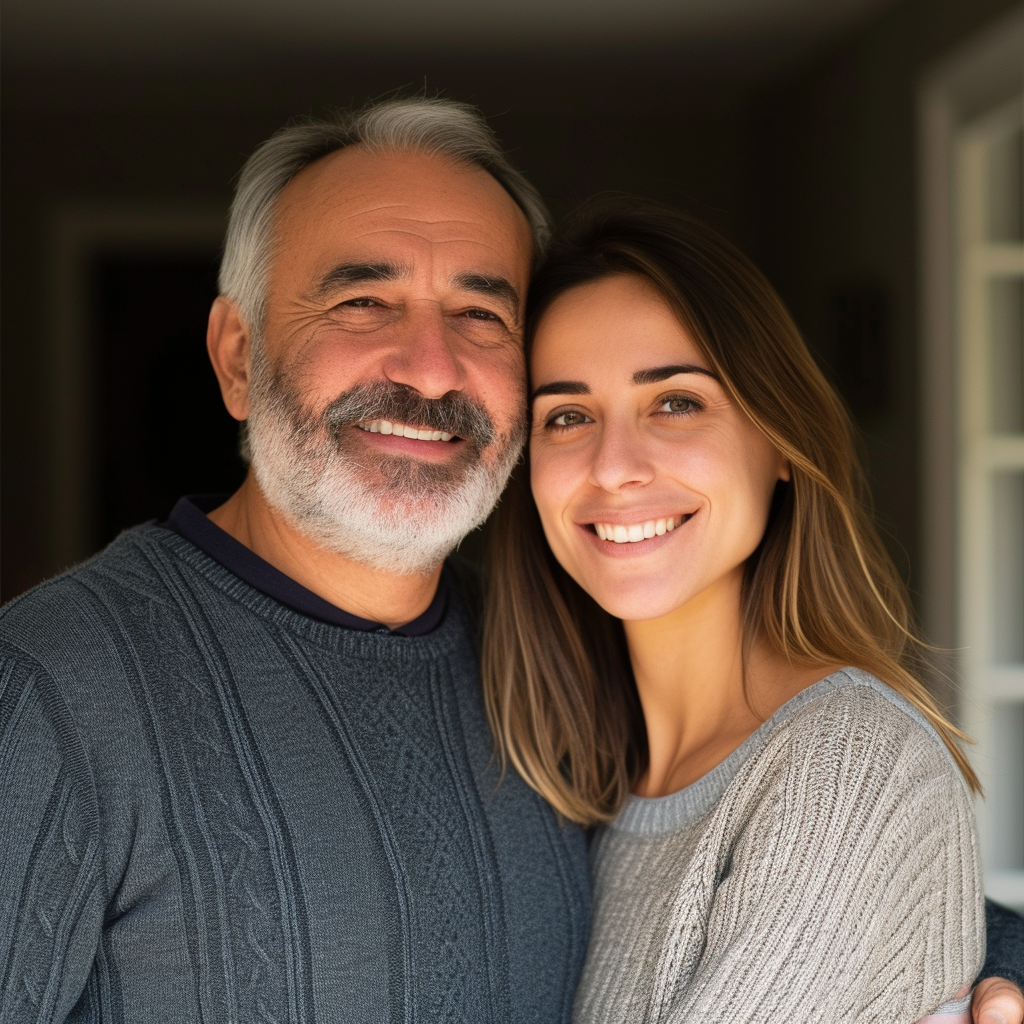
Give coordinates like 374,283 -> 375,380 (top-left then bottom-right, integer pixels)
164,495 -> 447,637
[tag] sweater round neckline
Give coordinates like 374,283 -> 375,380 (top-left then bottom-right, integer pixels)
164,494 -> 448,637
122,523 -> 471,664
611,668 -> 930,836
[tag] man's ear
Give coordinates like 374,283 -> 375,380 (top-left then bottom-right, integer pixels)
207,297 -> 253,422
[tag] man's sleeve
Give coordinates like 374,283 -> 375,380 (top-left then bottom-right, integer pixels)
980,899 -> 1024,991
0,645 -> 105,1021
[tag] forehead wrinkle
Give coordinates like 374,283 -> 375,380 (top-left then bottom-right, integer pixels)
343,222 -> 519,246
329,225 -> 522,270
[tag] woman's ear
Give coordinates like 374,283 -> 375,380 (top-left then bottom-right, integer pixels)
207,297 -> 252,422
778,457 -> 791,483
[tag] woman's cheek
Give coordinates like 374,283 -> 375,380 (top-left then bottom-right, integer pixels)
535,459 -> 587,571
530,450 -> 565,533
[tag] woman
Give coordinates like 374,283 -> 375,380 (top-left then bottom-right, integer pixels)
483,198 -> 985,1021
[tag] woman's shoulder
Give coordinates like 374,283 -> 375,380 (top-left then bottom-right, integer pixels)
718,668 -> 982,923
730,667 -> 975,820
671,668 -> 984,1021
770,667 -> 961,768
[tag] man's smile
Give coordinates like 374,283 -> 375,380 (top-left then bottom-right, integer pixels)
356,419 -> 458,442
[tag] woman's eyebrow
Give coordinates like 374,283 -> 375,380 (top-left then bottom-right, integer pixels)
531,380 -> 591,401
632,364 -> 719,385
531,365 -> 718,401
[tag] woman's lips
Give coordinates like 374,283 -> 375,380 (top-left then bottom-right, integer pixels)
576,512 -> 696,553
592,515 -> 691,544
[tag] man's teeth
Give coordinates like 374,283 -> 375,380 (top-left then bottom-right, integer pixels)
594,517 -> 682,543
358,420 -> 455,442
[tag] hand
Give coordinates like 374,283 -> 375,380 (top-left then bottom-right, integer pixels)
973,977 -> 1024,1024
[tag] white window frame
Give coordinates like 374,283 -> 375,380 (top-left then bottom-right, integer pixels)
919,5 -> 1024,910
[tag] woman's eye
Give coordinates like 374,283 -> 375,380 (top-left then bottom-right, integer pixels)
659,396 -> 701,415
550,411 -> 592,428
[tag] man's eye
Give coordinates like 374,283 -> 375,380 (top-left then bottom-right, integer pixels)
550,411 -> 592,428
340,297 -> 379,308
463,308 -> 502,323
659,396 -> 701,414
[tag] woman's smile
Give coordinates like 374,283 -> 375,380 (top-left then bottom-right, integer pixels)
592,512 -> 690,541
571,512 -> 695,560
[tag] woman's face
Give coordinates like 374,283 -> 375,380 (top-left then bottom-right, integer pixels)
529,274 -> 788,623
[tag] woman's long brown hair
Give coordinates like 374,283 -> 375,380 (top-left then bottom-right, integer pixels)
482,197 -> 979,827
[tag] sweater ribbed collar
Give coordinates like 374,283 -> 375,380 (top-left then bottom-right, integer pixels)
124,524 -> 474,665
610,669 -> 930,836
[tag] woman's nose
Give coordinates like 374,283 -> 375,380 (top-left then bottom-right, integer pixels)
588,421 -> 655,493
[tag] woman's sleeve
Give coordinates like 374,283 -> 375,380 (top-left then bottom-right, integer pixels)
663,687 -> 985,1024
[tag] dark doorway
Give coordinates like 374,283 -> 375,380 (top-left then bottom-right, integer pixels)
90,251 -> 246,548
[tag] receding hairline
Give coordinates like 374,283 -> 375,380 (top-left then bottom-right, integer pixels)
270,141 -> 534,245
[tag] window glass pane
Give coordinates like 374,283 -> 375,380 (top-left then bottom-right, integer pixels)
987,124 -> 1023,243
989,701 -> 1024,871
991,471 -> 1024,663
989,277 -> 1024,433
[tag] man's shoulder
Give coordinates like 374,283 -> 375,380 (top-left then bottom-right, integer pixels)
0,523 -> 195,667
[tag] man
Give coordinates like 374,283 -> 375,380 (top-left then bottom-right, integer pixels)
1,98 -> 1021,1022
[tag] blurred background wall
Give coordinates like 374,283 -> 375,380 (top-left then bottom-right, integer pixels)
3,0 -> 1024,900
2,0 -> 1017,600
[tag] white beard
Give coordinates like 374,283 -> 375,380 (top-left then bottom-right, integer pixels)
244,349 -> 524,576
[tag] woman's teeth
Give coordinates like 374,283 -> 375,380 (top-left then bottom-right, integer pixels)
594,517 -> 681,543
358,420 -> 455,442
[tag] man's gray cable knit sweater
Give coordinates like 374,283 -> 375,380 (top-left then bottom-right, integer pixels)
573,669 -> 986,1023
0,524 -> 590,1022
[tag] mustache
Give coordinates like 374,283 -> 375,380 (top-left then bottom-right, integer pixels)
323,381 -> 497,449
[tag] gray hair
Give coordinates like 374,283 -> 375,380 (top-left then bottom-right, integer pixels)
219,97 -> 551,332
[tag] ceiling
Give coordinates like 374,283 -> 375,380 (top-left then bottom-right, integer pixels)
4,0 -> 901,69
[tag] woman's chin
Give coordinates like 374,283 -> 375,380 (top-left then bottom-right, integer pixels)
587,584 -> 693,624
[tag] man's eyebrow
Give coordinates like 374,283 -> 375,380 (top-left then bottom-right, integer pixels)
452,273 -> 521,318
310,261 -> 408,300
531,380 -> 591,401
632,364 -> 719,385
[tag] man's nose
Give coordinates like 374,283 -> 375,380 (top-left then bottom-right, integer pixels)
380,303 -> 466,399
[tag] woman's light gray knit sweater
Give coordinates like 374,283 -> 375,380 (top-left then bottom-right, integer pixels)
573,669 -> 985,1024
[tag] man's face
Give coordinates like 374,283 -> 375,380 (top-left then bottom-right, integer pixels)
243,146 -> 534,574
